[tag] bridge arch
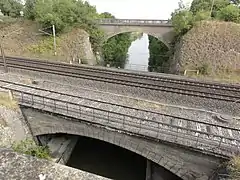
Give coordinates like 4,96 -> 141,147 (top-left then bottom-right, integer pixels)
98,23 -> 174,48
104,31 -> 170,49
23,108 -> 221,180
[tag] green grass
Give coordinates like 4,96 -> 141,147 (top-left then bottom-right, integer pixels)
12,139 -> 51,160
0,92 -> 18,110
186,70 -> 240,84
228,156 -> 240,179
27,37 -> 61,54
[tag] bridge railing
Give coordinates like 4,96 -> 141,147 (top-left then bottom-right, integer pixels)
96,18 -> 171,25
9,89 -> 240,157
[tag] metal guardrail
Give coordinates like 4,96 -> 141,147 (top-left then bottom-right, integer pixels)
96,18 -> 171,25
8,89 -> 240,156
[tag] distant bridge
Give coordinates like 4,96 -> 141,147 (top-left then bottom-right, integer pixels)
96,18 -> 174,47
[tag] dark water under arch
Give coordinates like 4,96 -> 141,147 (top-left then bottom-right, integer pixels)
66,135 -> 182,180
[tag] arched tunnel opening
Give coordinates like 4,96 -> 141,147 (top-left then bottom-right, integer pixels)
38,134 -> 182,180
101,32 -> 170,73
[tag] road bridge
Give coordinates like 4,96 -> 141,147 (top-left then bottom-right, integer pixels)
96,19 -> 174,47
2,84 -> 239,180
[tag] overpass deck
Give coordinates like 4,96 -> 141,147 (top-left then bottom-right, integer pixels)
0,77 -> 240,157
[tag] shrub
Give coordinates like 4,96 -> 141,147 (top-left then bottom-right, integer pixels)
12,139 -> 50,160
228,156 -> 240,179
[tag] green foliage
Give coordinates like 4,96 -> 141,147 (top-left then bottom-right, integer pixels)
197,63 -> 211,75
0,0 -> 23,17
99,12 -> 115,18
190,0 -> 230,17
217,4 -> 240,23
172,10 -> 194,35
172,0 -> 240,36
23,0 -> 104,53
194,10 -> 211,22
28,37 -> 60,54
100,12 -> 135,67
148,36 -> 170,72
24,0 -> 36,20
12,139 -> 50,160
228,156 -> 240,179
102,33 -> 133,68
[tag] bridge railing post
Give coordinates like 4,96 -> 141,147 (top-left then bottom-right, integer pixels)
31,94 -> 34,105
123,116 -> 125,129
218,137 -> 223,149
54,99 -> 56,111
42,97 -> 45,108
20,91 -> 23,103
138,119 -> 142,133
92,109 -> 95,121
195,133 -> 200,147
79,105 -> 81,116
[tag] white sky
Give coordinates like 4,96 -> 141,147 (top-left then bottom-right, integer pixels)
87,0 -> 193,19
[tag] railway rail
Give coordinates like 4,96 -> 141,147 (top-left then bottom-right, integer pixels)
0,79 -> 240,157
0,56 -> 240,103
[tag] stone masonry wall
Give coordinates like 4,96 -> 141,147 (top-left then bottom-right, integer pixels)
22,107 -> 224,180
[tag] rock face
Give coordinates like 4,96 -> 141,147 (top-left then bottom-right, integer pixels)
0,101 -> 109,180
60,28 -> 97,65
0,105 -> 30,148
0,148 -> 111,180
172,21 -> 240,75
0,21 -> 96,65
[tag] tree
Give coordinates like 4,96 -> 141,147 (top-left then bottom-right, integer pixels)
24,0 -> 36,20
102,33 -> 133,68
171,10 -> 194,35
217,4 -> 240,22
148,36 -> 170,72
99,12 -> 115,18
0,0 -> 23,17
190,0 -> 232,17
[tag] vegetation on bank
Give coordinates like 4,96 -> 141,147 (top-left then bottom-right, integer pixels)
0,0 -> 105,54
171,0 -> 240,37
169,0 -> 240,80
148,36 -> 170,73
100,12 -> 141,68
12,139 -> 50,160
228,156 -> 240,179
102,33 -> 137,68
0,92 -> 18,110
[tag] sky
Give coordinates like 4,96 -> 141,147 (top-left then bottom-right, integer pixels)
87,0 -> 193,19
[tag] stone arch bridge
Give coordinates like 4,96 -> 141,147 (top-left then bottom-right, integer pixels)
96,19 -> 174,47
22,107 -> 224,180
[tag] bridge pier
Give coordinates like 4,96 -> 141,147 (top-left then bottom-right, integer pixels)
38,134 -> 78,164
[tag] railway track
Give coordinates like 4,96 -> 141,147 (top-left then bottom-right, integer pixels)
0,56 -> 240,103
0,78 -> 239,156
